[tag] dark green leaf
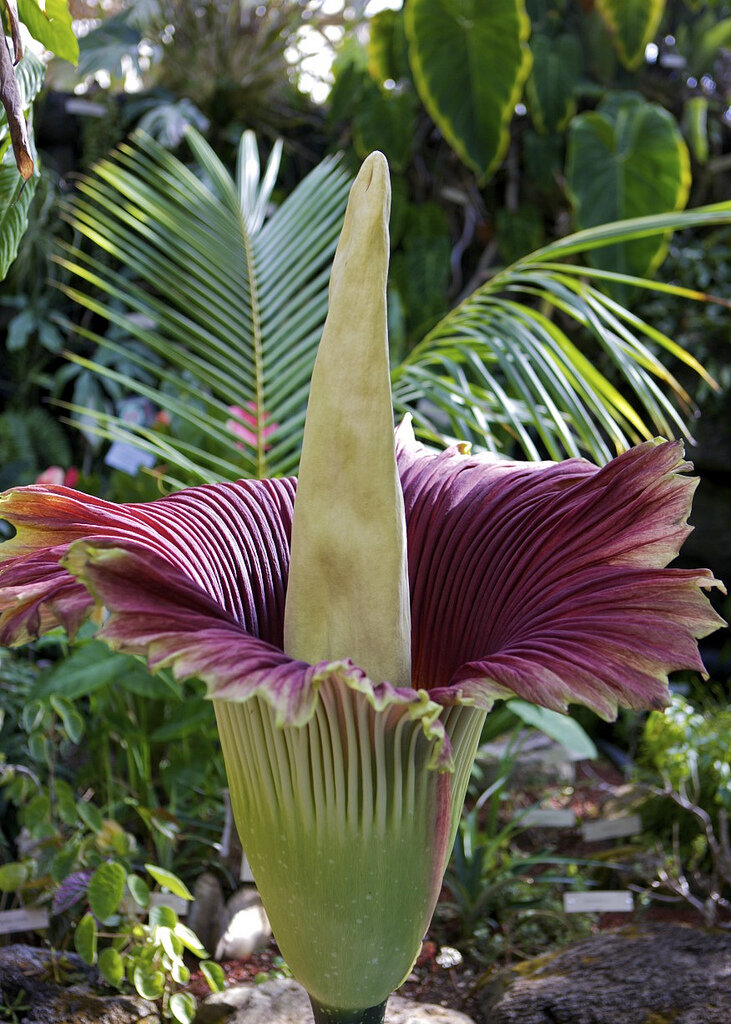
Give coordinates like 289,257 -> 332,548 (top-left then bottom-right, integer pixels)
566,92 -> 691,277
88,861 -> 127,921
595,0 -> 665,69
98,946 -> 124,988
406,0 -> 532,177
145,865 -> 193,900
75,912 -> 98,965
0,861 -> 29,892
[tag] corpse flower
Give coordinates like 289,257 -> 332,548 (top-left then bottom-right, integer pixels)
0,154 -> 725,1024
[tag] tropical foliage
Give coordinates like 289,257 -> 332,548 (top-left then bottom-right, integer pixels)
55,125 -> 730,483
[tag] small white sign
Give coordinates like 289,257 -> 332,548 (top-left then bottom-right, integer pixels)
522,808 -> 576,828
105,441 -> 156,475
581,814 -> 642,842
0,908 -> 50,935
563,891 -> 633,914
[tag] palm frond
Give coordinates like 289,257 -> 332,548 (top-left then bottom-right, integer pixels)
59,129 -> 729,476
56,127 -> 351,482
394,204 -> 731,462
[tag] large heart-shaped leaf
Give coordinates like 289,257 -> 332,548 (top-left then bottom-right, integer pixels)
525,33 -> 581,134
566,92 -> 691,277
16,0 -> 79,64
595,0 -> 665,69
405,0 -> 532,179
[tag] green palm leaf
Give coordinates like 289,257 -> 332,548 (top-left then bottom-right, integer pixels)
394,204 -> 731,463
56,127 -> 351,482
58,128 -> 729,476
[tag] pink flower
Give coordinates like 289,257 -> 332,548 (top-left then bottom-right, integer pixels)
35,467 -> 79,488
226,403 -> 277,451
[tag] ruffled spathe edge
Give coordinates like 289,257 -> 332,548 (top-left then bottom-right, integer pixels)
61,538 -> 454,770
396,420 -> 726,719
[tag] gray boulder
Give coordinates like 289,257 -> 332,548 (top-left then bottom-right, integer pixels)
0,944 -> 159,1023
196,977 -> 475,1024
482,923 -> 731,1023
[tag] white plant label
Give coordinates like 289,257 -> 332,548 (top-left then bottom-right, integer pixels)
522,808 -> 576,827
0,908 -> 50,935
563,891 -> 633,913
581,814 -> 642,842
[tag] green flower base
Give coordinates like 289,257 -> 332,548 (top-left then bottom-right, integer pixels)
309,996 -> 387,1024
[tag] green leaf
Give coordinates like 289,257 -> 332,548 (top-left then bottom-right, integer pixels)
16,0 -> 79,64
566,92 -> 691,277
145,865 -> 193,900
126,873 -> 150,908
147,698 -> 215,741
22,793 -> 50,832
133,966 -> 165,1001
200,960 -> 226,993
173,921 -> 208,957
49,695 -> 84,744
172,960 -> 190,985
149,903 -> 178,929
155,924 -> 183,961
98,946 -> 124,987
395,201 -> 730,463
76,799 -> 104,833
88,861 -> 127,920
0,146 -> 38,281
75,912 -> 98,965
352,83 -> 418,173
54,779 -> 78,827
595,0 -> 665,69
33,640 -> 133,699
406,0 -> 532,178
58,128 -> 351,483
169,992 -> 197,1024
507,700 -> 598,759
684,97 -> 708,165
0,861 -> 29,892
28,730 -> 50,764
367,8 -> 410,83
525,34 -> 581,134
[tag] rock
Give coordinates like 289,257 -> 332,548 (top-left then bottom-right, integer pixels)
188,872 -> 226,957
214,885 -> 271,961
0,944 -> 159,1023
481,923 -> 731,1024
196,978 -> 476,1023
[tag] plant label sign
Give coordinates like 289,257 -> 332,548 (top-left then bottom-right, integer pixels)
581,814 -> 642,842
522,808 -> 576,827
563,891 -> 633,914
0,908 -> 50,935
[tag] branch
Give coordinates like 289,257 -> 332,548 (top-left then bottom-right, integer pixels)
1,1 -> 34,181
